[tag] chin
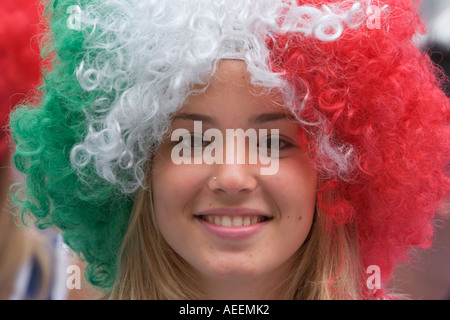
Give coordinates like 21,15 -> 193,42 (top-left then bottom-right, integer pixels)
199,258 -> 275,281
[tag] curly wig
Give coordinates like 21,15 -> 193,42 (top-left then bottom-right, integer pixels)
10,0 -> 450,296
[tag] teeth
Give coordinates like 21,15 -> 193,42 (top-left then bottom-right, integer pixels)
201,215 -> 268,227
222,216 -> 232,227
232,216 -> 243,227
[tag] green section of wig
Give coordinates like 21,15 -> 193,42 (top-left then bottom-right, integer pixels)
9,0 -> 133,290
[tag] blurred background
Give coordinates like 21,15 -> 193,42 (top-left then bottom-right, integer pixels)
418,0 -> 450,78
0,0 -> 449,299
0,0 -> 99,300
390,0 -> 450,300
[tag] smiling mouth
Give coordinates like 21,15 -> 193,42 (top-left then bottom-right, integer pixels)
196,215 -> 272,227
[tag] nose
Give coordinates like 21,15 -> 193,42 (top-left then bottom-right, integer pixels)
208,162 -> 258,196
207,136 -> 258,196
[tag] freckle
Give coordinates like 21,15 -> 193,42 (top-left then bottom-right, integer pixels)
287,215 -> 290,219
298,216 -> 302,221
209,203 -> 212,207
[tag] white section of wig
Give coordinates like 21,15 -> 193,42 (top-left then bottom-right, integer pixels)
70,0 -> 383,193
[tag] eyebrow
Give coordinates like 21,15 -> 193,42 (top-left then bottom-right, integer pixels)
250,112 -> 296,124
172,112 -> 295,125
172,113 -> 216,125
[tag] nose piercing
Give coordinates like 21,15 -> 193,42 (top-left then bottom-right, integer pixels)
213,177 -> 217,181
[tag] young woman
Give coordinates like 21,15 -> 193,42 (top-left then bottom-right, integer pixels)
9,0 -> 449,299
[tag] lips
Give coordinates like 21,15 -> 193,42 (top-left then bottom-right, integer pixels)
197,215 -> 269,227
194,208 -> 272,240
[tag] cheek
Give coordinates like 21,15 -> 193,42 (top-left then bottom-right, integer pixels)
151,165 -> 191,258
272,157 -> 318,211
151,146 -> 201,206
151,151 -> 208,237
268,157 -> 317,241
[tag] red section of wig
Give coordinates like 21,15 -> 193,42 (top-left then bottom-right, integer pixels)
269,0 -> 450,297
0,0 -> 42,163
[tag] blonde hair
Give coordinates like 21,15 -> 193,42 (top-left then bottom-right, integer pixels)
107,163 -> 366,300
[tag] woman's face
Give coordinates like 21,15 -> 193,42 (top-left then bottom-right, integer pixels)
151,60 -> 317,293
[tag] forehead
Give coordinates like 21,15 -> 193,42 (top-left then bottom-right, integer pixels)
177,60 -> 286,119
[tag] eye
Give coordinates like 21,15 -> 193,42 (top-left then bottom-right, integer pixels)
258,134 -> 291,150
191,134 -> 204,148
180,134 -> 211,150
